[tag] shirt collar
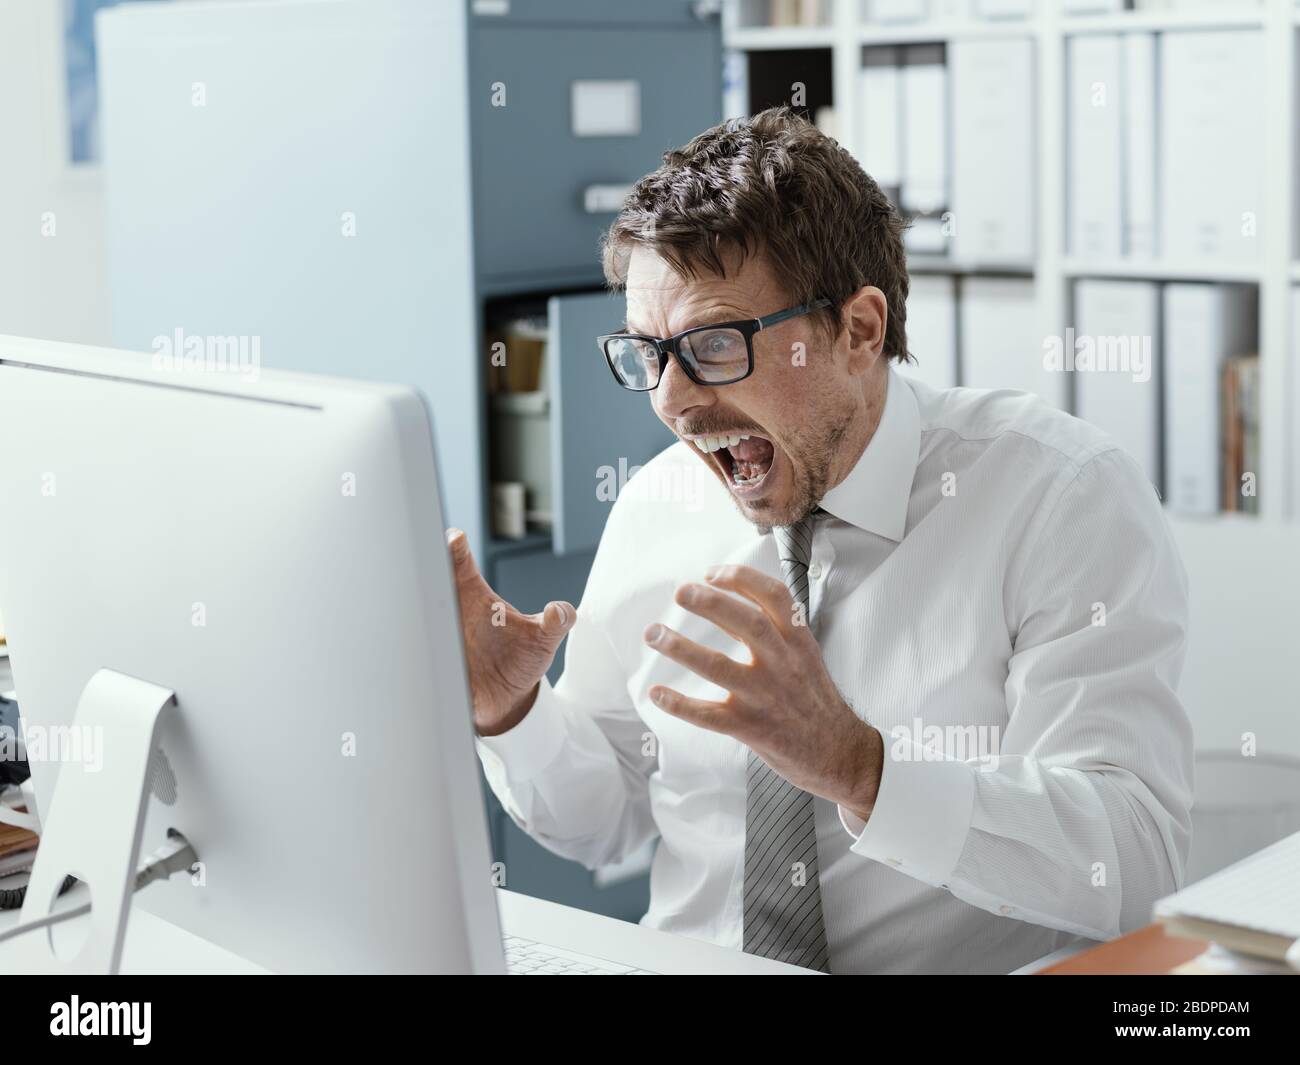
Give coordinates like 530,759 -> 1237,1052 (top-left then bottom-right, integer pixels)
818,366 -> 921,543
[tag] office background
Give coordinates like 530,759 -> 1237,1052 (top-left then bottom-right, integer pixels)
1,0 -> 1298,925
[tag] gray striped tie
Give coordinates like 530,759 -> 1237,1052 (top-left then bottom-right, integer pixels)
742,509 -> 831,972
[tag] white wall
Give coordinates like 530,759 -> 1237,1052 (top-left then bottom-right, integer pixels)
0,0 -> 111,344
1172,518 -> 1300,761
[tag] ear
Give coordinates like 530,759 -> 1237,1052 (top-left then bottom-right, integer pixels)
839,286 -> 889,375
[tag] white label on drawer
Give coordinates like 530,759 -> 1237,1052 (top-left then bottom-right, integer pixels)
571,79 -> 641,138
471,0 -> 509,15
583,184 -> 634,214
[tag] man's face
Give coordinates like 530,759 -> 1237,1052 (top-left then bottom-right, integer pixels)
626,247 -> 861,529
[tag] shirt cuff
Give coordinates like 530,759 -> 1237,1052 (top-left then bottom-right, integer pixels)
838,736 -> 977,888
475,677 -> 568,782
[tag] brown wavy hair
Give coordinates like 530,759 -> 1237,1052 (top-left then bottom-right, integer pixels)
601,106 -> 909,361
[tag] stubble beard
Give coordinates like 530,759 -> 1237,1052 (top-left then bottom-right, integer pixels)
742,402 -> 854,534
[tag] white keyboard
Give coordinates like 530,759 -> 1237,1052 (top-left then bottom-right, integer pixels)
503,935 -> 657,975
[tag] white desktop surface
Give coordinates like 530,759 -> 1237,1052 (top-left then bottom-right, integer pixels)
0,883 -> 815,975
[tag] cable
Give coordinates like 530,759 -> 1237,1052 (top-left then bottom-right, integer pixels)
0,873 -> 76,912
132,829 -> 200,892
0,828 -> 198,946
0,896 -> 91,943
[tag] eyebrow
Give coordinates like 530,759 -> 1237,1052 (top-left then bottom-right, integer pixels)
622,309 -> 751,338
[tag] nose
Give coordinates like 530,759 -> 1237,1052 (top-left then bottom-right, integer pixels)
652,353 -> 715,424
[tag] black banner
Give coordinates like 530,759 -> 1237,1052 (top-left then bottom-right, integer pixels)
1,973 -> 1294,1051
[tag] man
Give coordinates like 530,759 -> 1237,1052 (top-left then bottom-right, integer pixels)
450,108 -> 1192,974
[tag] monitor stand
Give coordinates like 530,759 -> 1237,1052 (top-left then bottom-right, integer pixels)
11,668 -> 175,974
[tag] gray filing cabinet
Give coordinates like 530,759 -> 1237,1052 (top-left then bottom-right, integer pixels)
469,4 -> 723,290
469,1 -> 719,921
97,0 -> 721,923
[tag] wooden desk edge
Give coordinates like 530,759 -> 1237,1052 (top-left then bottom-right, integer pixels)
1039,923 -> 1205,975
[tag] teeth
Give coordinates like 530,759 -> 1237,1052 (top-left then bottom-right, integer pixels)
691,432 -> 750,454
730,458 -> 766,487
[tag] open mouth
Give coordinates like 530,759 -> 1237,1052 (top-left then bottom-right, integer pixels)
690,432 -> 776,497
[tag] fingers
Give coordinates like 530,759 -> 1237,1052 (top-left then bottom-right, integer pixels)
534,601 -> 577,642
704,564 -> 797,631
673,581 -> 776,651
447,527 -> 575,649
647,685 -> 732,734
448,526 -> 506,608
446,527 -> 483,584
644,623 -> 748,693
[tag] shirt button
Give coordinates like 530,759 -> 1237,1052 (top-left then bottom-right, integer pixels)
999,905 -> 1015,915
808,561 -> 824,579
886,858 -> 902,867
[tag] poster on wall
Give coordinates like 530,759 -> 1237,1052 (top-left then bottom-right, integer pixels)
62,0 -> 169,165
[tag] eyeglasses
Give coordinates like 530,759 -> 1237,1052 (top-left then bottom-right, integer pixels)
597,299 -> 833,392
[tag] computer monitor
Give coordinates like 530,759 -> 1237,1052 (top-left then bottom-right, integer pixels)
0,335 -> 505,973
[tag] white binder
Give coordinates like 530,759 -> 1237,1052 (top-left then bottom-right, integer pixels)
1160,31 -> 1265,262
1074,279 -> 1161,486
950,38 -> 1035,262
960,278 -> 1066,409
1068,35 -> 1123,258
1122,33 -> 1158,257
900,44 -> 948,215
857,47 -> 901,190
899,274 -> 958,391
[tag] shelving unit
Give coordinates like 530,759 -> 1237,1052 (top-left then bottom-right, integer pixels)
850,18 -> 1036,43
1061,9 -> 1268,34
909,255 -> 1036,276
727,25 -> 838,48
723,0 -> 1299,522
1060,259 -> 1265,283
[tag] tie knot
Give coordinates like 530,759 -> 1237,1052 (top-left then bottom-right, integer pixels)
773,510 -> 818,568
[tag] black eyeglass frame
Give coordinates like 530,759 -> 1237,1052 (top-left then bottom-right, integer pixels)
597,298 -> 834,392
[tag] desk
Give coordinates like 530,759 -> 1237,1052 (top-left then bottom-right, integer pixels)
1039,924 -> 1206,975
0,884 -> 811,974
0,872 -> 1212,976
0,882 -> 269,974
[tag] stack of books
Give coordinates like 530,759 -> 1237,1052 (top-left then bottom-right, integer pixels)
0,809 -> 39,881
1221,355 -> 1260,515
752,0 -> 830,26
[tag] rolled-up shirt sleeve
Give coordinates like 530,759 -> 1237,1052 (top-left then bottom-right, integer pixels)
840,448 -> 1194,941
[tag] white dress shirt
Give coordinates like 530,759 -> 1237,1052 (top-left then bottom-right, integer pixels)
477,368 -> 1193,974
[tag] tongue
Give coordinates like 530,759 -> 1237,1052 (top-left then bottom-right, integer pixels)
730,436 -> 773,464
